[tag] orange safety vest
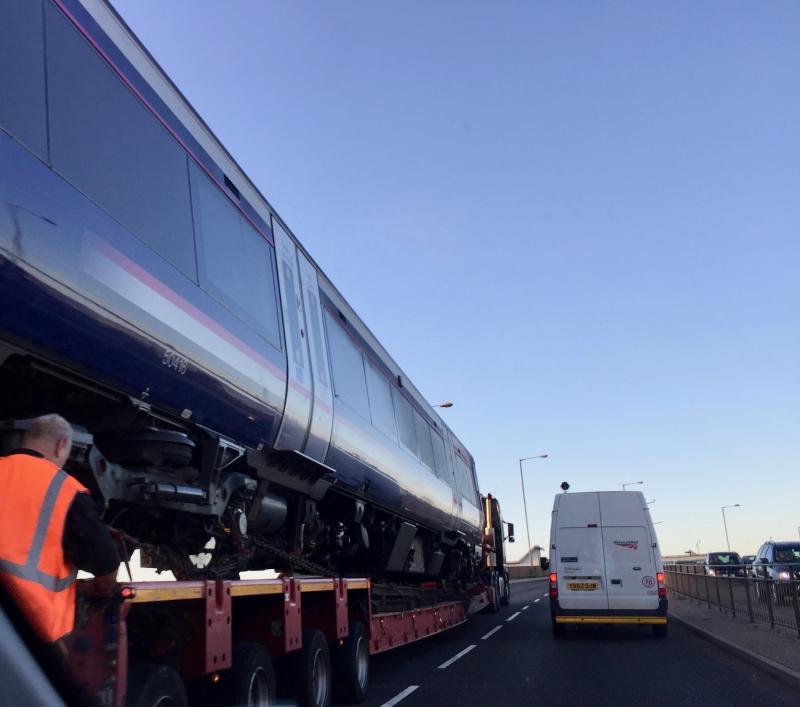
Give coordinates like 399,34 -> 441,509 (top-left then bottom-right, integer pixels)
0,453 -> 88,642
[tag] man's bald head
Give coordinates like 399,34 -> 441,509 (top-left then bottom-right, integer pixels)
22,414 -> 73,467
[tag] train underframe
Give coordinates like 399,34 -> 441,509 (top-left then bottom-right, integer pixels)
0,346 -> 483,584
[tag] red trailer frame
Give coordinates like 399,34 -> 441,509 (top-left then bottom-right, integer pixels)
65,577 -> 494,706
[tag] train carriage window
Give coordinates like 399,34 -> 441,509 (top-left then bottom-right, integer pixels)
325,312 -> 370,420
0,0 -> 48,160
365,361 -> 397,441
454,452 -> 479,505
392,388 -> 418,456
46,4 -> 197,279
414,412 -> 435,471
190,164 -> 281,345
431,431 -> 447,478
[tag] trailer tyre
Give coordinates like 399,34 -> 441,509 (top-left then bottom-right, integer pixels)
288,629 -> 332,707
125,664 -> 188,707
221,642 -> 276,706
333,621 -> 369,704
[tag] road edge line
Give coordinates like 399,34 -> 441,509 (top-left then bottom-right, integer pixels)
669,613 -> 800,689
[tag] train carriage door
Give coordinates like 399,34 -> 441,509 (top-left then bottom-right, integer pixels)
441,428 -> 461,534
296,253 -> 333,462
272,218 -> 312,451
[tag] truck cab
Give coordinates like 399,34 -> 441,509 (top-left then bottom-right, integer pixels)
548,491 -> 667,636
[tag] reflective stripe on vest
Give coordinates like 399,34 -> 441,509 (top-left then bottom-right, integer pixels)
0,471 -> 77,592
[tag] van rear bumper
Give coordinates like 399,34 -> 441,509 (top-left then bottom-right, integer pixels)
554,615 -> 667,625
551,598 -> 668,624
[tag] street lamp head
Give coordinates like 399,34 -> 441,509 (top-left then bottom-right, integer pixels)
432,402 -> 453,408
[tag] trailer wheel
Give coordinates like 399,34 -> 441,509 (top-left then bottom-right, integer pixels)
333,621 -> 369,704
288,629 -> 332,707
125,664 -> 188,707
221,642 -> 276,706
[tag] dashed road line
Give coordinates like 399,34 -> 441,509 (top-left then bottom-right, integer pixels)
506,611 -> 521,622
534,598 -> 541,603
437,644 -> 476,670
543,592 -> 549,597
481,625 -> 503,640
522,605 -> 530,610
381,685 -> 420,707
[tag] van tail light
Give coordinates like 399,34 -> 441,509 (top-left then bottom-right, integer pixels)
657,571 -> 666,599
549,572 -> 558,598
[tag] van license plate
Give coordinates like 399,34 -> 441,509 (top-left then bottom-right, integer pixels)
567,582 -> 598,591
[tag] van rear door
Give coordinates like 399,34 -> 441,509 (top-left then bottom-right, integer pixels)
602,526 -> 659,610
556,526 -> 608,610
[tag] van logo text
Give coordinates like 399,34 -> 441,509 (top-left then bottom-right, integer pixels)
614,540 -> 638,550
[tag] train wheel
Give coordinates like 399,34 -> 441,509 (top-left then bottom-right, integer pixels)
221,642 -> 276,706
333,621 -> 369,704
125,664 -> 188,707
288,629 -> 332,707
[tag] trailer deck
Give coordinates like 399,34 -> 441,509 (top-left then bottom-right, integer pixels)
64,576 -> 494,706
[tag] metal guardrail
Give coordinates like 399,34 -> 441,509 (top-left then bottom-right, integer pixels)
664,563 -> 800,637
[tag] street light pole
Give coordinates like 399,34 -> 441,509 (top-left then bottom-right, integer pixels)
519,454 -> 549,568
721,504 -> 740,551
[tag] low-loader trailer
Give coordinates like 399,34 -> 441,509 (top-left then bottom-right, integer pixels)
55,496 -> 513,707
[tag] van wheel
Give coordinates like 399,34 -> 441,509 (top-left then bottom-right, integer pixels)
125,664 -> 188,707
652,623 -> 668,638
552,620 -> 565,638
221,642 -> 276,706
333,621 -> 369,704
287,630 -> 331,707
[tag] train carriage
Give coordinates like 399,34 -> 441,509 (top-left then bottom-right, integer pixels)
0,0 -> 483,581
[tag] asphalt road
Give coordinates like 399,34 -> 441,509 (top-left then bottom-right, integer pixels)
358,578 -> 798,707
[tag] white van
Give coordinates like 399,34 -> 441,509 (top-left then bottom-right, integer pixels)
548,490 -> 667,637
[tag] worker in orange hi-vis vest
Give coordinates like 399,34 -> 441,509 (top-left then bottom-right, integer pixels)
0,414 -> 120,643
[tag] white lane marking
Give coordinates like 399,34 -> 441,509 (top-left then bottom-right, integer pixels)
522,605 -> 530,610
381,686 -> 419,707
437,644 -> 476,670
534,598 -> 541,603
481,625 -> 503,640
506,611 -> 521,622
543,592 -> 549,597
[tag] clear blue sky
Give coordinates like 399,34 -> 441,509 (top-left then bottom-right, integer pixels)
113,1 -> 799,558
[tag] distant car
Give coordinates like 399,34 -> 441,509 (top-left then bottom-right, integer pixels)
752,542 -> 800,605
704,552 -> 745,577
741,555 -> 756,575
